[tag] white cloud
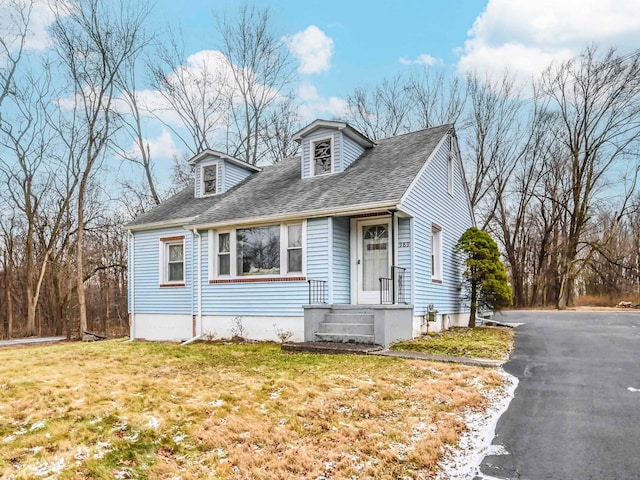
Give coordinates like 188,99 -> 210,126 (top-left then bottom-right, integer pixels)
458,0 -> 640,79
399,53 -> 438,67
0,0 -> 61,52
297,82 -> 346,121
134,129 -> 182,161
284,26 -> 334,75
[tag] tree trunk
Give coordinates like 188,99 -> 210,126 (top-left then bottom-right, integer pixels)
77,195 -> 88,338
469,282 -> 477,328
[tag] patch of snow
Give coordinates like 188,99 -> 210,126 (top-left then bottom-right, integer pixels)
172,432 -> 187,443
486,444 -> 509,456
147,416 -> 160,429
30,420 -> 47,431
3,435 -> 16,443
628,387 -> 640,392
209,399 -> 225,407
239,431 -> 250,439
27,457 -> 66,478
436,370 -> 518,480
123,430 -> 139,442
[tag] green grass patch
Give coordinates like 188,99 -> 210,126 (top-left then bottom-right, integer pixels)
391,326 -> 514,360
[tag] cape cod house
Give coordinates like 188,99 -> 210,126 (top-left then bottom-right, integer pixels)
125,119 -> 474,346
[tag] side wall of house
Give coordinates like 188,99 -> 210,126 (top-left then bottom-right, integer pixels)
341,136 -> 365,170
223,161 -> 253,192
130,226 -> 194,340
400,135 -> 473,327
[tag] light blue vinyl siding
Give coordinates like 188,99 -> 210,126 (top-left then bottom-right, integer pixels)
332,216 -> 351,304
397,217 -> 412,304
223,161 -> 253,192
342,135 -> 365,170
132,227 -> 192,314
400,135 -> 472,316
194,159 -> 254,197
307,217 -> 329,281
301,128 -> 342,178
197,219 -> 329,317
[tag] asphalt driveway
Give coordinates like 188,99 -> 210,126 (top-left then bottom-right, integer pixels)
477,311 -> 640,480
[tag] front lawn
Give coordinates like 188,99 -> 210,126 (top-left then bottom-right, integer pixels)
391,327 -> 514,361
0,340 -> 505,479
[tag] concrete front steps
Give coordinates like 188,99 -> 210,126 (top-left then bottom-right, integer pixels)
314,308 -> 375,344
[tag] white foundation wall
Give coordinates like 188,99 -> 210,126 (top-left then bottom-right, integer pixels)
202,316 -> 305,343
133,314 -> 193,341
412,312 -> 469,336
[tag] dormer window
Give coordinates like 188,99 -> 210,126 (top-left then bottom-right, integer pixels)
202,164 -> 217,195
313,138 -> 333,176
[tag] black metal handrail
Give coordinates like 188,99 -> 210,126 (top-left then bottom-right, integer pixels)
379,265 -> 407,305
308,279 -> 328,304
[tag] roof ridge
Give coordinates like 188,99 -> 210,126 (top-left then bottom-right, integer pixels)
377,123 -> 453,142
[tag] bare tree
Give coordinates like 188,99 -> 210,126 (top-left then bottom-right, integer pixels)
147,32 -> 229,156
50,0 -> 149,336
408,68 -> 466,128
259,93 -> 300,164
116,44 -> 161,206
219,4 -> 294,165
346,75 -> 413,141
540,46 -> 640,308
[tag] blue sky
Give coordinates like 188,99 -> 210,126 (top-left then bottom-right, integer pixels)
150,0 -> 486,102
6,0 -> 640,186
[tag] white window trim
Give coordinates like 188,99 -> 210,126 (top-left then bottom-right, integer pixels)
199,160 -> 219,197
310,136 -> 334,177
159,237 -> 186,285
210,220 -> 307,280
431,225 -> 443,282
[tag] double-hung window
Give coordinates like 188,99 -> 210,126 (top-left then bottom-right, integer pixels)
211,222 -> 304,279
217,232 -> 231,276
160,236 -> 185,286
286,224 -> 302,273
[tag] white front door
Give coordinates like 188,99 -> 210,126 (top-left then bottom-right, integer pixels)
356,218 -> 391,304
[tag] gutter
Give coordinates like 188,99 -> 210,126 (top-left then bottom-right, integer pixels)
182,229 -> 203,345
190,201 -> 400,230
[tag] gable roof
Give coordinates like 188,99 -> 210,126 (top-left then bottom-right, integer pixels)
187,149 -> 262,171
126,124 -> 453,230
292,119 -> 375,148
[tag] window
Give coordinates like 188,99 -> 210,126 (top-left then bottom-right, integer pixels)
160,237 -> 185,285
286,224 -> 302,273
312,138 -> 332,176
211,223 -> 304,279
448,136 -> 455,195
202,164 -> 217,195
237,225 -> 281,276
217,232 -> 230,276
431,226 -> 443,282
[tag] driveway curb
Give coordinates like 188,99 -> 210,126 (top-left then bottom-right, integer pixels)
369,349 -> 505,367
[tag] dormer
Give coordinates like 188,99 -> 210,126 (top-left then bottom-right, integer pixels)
292,119 -> 375,179
189,149 -> 261,198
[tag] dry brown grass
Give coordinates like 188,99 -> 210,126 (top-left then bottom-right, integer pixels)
0,340 -> 505,479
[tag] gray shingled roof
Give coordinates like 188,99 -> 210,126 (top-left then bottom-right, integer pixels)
127,124 -> 452,229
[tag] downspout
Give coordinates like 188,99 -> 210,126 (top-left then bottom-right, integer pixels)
128,231 -> 135,341
182,229 -> 203,345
